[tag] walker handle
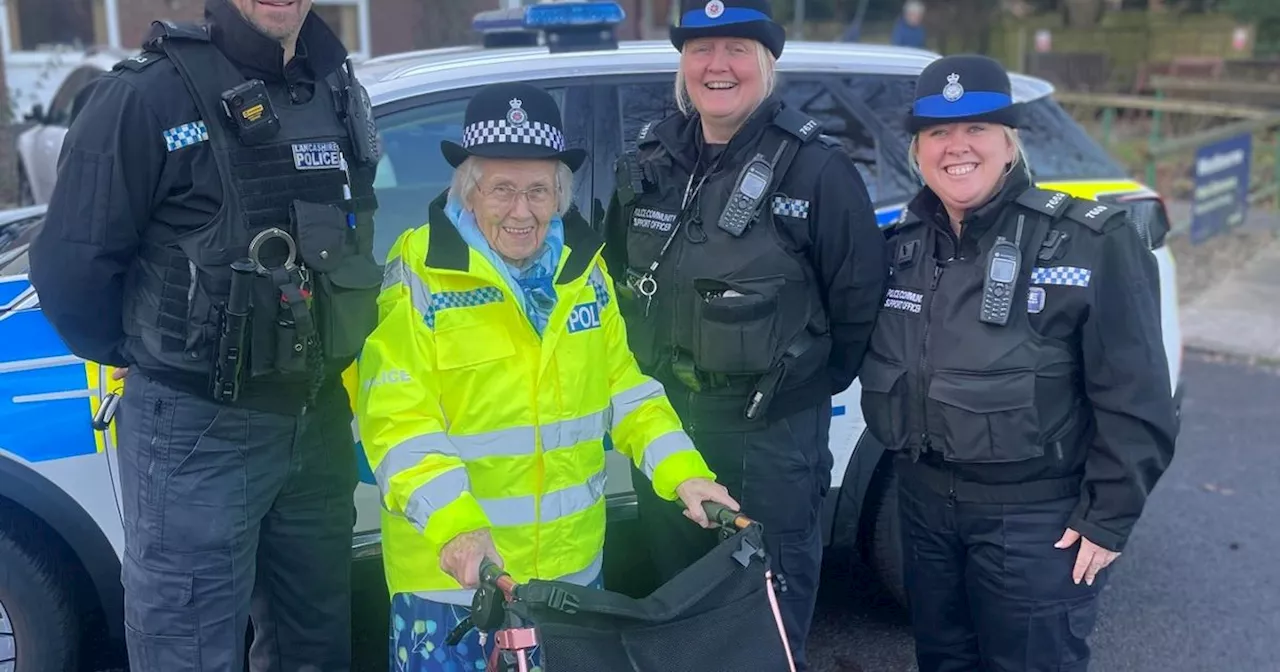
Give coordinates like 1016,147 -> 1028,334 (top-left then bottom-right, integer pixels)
479,557 -> 517,597
702,502 -> 755,530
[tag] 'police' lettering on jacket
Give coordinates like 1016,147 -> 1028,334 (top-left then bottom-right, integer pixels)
567,301 -> 603,333
884,287 -> 923,314
631,207 -> 677,233
292,141 -> 343,170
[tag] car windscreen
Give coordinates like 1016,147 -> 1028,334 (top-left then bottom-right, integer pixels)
0,214 -> 42,276
1018,98 -> 1129,181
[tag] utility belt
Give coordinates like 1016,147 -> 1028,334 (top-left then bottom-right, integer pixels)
897,453 -> 1083,504
665,330 -> 823,422
204,200 -> 381,405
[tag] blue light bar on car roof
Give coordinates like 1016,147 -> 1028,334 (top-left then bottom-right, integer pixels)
524,2 -> 626,28
473,2 -> 626,52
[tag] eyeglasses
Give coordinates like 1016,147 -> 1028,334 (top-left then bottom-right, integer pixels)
479,183 -> 555,208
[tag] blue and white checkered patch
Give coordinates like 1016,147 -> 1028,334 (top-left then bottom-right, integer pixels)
423,286 -> 504,329
163,121 -> 208,152
1031,266 -> 1092,288
772,196 -> 810,219
588,266 -> 612,309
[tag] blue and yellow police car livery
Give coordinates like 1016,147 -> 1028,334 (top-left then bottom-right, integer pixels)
0,6 -> 1184,667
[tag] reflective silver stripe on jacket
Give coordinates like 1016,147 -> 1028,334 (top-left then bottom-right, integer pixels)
382,255 -> 435,325
412,551 -> 605,606
444,412 -> 611,460
403,466 -> 470,532
639,430 -> 696,479
477,467 -> 607,528
375,432 -> 460,494
609,379 -> 664,432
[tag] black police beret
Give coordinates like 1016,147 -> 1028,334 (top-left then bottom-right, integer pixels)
907,54 -> 1021,134
441,82 -> 587,172
670,0 -> 786,59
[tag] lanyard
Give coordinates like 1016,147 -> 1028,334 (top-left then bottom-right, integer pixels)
632,146 -> 725,308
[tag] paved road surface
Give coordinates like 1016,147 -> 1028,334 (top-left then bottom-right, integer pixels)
806,351 -> 1280,671
91,352 -> 1280,671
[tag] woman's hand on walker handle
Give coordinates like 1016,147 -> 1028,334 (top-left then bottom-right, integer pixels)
676,478 -> 741,529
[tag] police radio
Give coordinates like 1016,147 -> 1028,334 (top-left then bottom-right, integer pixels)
220,79 -> 279,145
717,155 -> 773,237
341,60 -> 381,166
980,231 -> 1022,326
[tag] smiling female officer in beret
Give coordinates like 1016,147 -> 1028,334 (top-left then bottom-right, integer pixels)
858,54 -> 1179,672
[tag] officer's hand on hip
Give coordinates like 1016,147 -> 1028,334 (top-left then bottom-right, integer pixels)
675,478 -> 741,529
1055,528 -> 1120,586
440,529 -> 504,588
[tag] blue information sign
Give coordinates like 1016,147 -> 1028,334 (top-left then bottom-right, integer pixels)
1190,132 -> 1252,244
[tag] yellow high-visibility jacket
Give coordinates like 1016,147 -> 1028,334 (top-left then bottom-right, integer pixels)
356,193 -> 715,602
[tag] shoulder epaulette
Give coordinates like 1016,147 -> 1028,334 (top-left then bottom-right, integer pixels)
113,51 -> 166,73
1014,187 -> 1073,220
1062,198 -> 1125,233
772,106 -> 822,144
635,120 -> 659,148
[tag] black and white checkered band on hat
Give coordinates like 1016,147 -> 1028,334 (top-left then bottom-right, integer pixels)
461,119 -> 567,153
441,82 -> 587,171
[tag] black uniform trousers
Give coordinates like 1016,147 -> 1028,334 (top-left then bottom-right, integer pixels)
896,456 -> 1106,672
633,393 -> 834,672
116,371 -> 358,672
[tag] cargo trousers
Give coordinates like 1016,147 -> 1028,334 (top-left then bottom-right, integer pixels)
115,371 -> 358,671
632,396 -> 834,672
897,457 -> 1107,672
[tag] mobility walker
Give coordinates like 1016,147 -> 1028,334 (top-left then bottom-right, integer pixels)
445,502 -> 797,672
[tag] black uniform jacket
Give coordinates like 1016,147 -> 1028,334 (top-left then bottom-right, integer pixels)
602,97 -> 889,397
28,0 -> 349,368
893,171 -> 1179,552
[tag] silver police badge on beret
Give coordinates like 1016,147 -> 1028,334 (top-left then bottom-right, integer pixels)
943,73 -> 965,102
705,0 -> 724,18
506,98 -> 528,127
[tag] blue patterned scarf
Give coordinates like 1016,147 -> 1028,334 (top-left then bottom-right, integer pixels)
446,196 -> 563,337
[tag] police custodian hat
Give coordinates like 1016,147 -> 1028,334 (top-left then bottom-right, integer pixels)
907,54 -> 1021,134
441,82 -> 587,172
670,0 -> 786,59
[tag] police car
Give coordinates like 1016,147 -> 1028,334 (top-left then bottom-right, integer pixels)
0,2 -> 1184,668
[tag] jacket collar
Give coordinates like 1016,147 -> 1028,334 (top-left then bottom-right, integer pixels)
907,169 -> 1033,242
205,0 -> 348,82
424,190 -> 603,285
652,94 -> 785,174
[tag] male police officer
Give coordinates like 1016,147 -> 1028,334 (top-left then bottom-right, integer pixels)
602,2 -> 888,668
28,0 -> 382,669
859,54 -> 1179,671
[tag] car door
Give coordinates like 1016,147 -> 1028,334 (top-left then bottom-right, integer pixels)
356,82 -> 594,537
0,209 -> 126,546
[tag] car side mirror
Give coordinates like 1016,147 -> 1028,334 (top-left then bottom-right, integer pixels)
23,104 -> 45,124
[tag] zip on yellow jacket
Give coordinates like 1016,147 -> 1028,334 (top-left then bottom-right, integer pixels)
356,191 -> 716,603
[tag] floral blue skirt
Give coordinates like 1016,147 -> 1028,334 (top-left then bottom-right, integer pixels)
389,577 -> 603,672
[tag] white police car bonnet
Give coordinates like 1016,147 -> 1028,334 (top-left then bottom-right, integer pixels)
441,82 -> 587,172
669,0 -> 786,59
906,54 -> 1023,135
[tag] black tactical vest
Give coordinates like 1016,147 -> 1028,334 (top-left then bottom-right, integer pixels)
121,21 -> 382,404
614,105 -> 831,418
859,188 -> 1095,464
